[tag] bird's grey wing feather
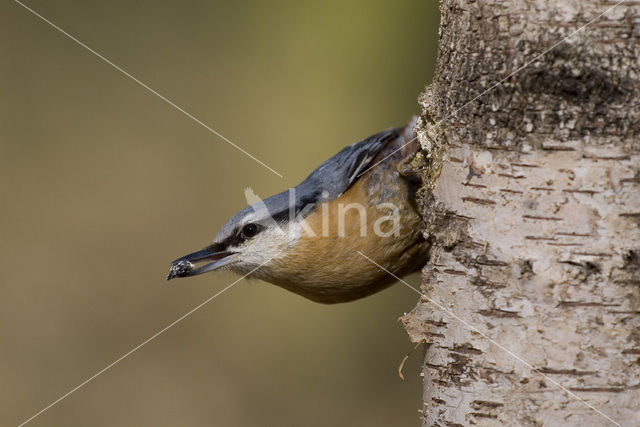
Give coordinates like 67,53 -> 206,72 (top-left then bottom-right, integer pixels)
216,127 -> 401,239
299,127 -> 400,201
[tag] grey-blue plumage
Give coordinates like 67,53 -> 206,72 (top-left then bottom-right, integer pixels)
216,128 -> 401,243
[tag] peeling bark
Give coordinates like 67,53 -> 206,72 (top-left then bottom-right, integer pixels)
403,1 -> 640,425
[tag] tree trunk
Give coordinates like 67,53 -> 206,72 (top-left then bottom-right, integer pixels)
402,1 -> 640,425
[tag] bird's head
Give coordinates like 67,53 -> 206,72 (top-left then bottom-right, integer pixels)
167,190 -> 304,280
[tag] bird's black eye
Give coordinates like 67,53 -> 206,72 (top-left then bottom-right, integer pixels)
241,223 -> 260,238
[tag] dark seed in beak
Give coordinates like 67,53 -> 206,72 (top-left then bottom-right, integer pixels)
166,260 -> 195,280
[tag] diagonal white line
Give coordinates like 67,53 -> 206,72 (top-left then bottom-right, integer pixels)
356,251 -> 622,427
358,0 -> 628,178
13,0 -> 283,178
16,255 -> 276,427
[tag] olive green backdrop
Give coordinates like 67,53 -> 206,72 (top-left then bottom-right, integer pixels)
1,1 -> 439,425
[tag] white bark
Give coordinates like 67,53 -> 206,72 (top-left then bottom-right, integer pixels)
403,1 -> 640,425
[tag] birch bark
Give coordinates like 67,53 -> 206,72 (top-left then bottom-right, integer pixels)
403,1 -> 640,425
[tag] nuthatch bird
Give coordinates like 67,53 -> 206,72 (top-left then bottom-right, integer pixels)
167,119 -> 429,303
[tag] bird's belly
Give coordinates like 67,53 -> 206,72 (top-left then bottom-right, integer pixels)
256,167 -> 427,303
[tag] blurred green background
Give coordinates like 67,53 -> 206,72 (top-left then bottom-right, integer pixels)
1,1 -> 439,425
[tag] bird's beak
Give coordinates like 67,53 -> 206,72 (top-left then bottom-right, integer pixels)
167,245 -> 237,280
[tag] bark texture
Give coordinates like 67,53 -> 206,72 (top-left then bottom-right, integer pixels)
403,1 -> 640,425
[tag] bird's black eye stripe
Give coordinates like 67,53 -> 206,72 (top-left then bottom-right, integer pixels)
241,223 -> 262,238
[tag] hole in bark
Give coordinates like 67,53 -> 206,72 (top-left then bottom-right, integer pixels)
525,65 -> 624,104
623,250 -> 639,272
519,259 -> 534,277
558,260 -> 601,276
583,261 -> 601,275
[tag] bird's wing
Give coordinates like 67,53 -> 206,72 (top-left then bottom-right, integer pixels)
299,127 -> 401,201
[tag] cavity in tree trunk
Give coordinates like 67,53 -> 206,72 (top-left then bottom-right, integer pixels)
403,1 -> 640,425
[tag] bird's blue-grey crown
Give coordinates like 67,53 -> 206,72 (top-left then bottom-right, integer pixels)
213,127 -> 401,244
